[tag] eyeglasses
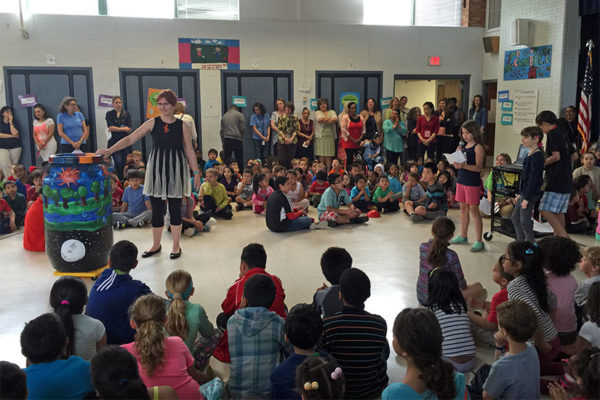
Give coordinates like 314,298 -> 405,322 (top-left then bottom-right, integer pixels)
500,255 -> 515,264
157,102 -> 171,106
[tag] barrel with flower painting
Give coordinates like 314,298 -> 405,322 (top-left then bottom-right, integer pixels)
43,153 -> 113,272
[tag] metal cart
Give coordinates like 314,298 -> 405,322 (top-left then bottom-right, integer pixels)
483,164 -> 522,241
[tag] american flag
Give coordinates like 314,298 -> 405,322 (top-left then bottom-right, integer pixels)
578,40 -> 593,153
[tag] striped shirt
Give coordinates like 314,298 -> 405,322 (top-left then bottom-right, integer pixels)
319,306 -> 389,399
433,307 -> 475,358
507,275 -> 558,342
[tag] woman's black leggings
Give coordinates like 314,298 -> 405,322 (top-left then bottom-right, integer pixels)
149,196 -> 182,227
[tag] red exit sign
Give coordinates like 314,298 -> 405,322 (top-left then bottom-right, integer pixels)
428,56 -> 441,66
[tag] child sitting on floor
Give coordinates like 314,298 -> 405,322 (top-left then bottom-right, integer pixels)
270,304 -> 326,400
350,175 -> 376,213
328,158 -> 345,176
567,188 -> 590,234
287,169 -> 309,211
308,171 -> 329,207
313,247 -> 352,318
468,256 -> 513,346
427,268 -> 476,372
0,361 -> 27,400
203,148 -> 220,171
22,313 -> 94,398
199,168 -> 232,219
387,164 -> 403,200
26,168 -> 43,207
373,175 -> 400,213
404,162 -> 447,222
402,172 -> 427,208
316,173 -> 366,227
234,168 -> 254,210
575,246 -> 600,307
7,164 -> 27,197
295,356 -> 345,400
113,170 -> 151,229
367,170 -> 379,195
2,180 -> 26,227
218,166 -> 238,204
0,193 -> 17,233
362,134 -> 384,171
252,173 -> 274,214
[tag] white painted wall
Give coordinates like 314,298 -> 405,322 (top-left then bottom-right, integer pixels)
491,0 -> 580,158
0,7 -> 484,157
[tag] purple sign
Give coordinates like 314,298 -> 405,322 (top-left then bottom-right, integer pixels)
18,94 -> 37,107
98,94 -> 114,108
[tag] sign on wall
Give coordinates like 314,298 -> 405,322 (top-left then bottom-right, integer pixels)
18,94 -> 37,107
178,38 -> 240,70
146,88 -> 163,119
339,92 -> 360,113
512,89 -> 539,130
503,45 -> 552,81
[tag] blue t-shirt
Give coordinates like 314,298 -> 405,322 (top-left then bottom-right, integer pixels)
483,344 -> 540,399
57,112 -> 85,144
24,356 -> 94,399
250,113 -> 271,141
122,185 -> 149,215
382,372 -> 466,400
86,268 -> 151,345
204,159 -> 220,171
389,177 -> 402,194
270,351 -> 328,400
350,185 -> 371,201
317,186 -> 352,217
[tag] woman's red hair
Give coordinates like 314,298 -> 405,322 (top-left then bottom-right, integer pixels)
157,89 -> 178,106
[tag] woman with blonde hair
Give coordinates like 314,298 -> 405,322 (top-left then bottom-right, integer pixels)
165,270 -> 214,352
122,294 -> 210,399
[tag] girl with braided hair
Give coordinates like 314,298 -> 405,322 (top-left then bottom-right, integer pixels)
383,308 -> 467,399
122,294 -> 210,399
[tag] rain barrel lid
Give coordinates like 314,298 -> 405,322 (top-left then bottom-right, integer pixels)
49,153 -> 104,165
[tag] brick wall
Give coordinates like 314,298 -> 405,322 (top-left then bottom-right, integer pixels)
462,0 -> 487,27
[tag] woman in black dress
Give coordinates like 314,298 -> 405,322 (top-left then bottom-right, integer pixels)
99,89 -> 200,259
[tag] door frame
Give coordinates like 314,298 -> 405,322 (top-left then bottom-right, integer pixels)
119,68 -> 201,156
393,73 -> 471,115
315,70 -> 383,110
220,70 -> 294,115
3,66 -> 96,162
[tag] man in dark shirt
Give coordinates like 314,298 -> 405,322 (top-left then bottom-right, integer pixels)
319,268 -> 389,399
537,110 -> 573,237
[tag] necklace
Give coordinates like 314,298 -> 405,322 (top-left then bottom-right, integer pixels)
163,121 -> 169,133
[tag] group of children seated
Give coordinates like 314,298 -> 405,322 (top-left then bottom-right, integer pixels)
2,233 -> 599,400
0,164 -> 43,234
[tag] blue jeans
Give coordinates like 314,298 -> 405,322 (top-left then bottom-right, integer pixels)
284,216 -> 313,231
252,139 -> 266,161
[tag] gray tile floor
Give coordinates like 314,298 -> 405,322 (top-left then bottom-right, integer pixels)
0,208 -> 591,383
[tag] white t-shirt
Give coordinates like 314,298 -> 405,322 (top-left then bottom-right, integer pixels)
73,313 -> 105,361
579,320 -> 600,347
288,181 -> 303,202
33,118 -> 55,143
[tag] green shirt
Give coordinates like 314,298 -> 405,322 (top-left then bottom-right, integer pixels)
373,186 -> 392,203
183,301 -> 214,351
201,182 -> 229,208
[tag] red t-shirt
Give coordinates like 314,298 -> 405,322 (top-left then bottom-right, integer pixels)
0,198 -> 13,217
487,287 -> 508,325
212,268 -> 287,362
27,186 -> 40,203
343,117 -> 363,149
416,115 -> 440,143
309,181 -> 330,194
112,187 -> 124,209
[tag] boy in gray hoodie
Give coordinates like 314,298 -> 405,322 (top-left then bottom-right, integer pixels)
228,274 -> 289,398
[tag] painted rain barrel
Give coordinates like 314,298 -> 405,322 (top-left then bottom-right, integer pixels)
43,153 -> 113,272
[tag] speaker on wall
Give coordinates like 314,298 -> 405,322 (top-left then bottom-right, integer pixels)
483,36 -> 500,53
511,19 -> 530,46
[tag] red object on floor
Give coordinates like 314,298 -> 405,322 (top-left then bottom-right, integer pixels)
367,210 -> 381,218
23,197 -> 45,252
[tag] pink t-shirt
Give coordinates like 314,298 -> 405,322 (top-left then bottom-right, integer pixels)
545,272 -> 578,333
122,336 -> 202,400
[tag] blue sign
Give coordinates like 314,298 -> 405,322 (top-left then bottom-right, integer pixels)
498,90 -> 510,102
232,96 -> 247,107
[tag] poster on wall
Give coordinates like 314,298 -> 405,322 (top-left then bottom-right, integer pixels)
146,88 -> 163,119
512,89 -> 539,131
503,45 -> 552,81
339,92 -> 360,113
178,38 -> 240,70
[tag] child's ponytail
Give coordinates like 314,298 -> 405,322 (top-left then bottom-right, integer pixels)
49,276 -> 88,357
131,295 -> 166,377
165,270 -> 192,340
427,217 -> 455,268
253,173 -> 265,195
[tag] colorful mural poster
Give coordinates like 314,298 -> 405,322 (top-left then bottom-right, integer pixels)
503,45 -> 552,81
146,88 -> 163,119
179,38 -> 240,70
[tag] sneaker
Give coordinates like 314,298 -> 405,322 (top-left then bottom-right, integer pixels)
470,241 -> 485,252
327,220 -> 338,228
137,220 -> 146,228
231,203 -> 238,212
205,217 -> 217,228
113,221 -> 127,230
310,221 -> 327,230
351,216 -> 369,224
450,235 -> 468,244
183,227 -> 195,237
410,213 -> 424,223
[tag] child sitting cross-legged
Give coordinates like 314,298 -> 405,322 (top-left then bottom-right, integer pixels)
113,169 -> 152,229
228,274 -> 289,399
295,356 -> 345,400
2,180 -> 26,227
175,195 -> 216,237
271,304 -> 327,400
561,281 -> 600,356
199,168 -> 232,219
382,308 -> 467,400
252,172 -> 274,214
316,173 -> 368,228
468,300 -> 540,399
350,174 -> 376,213
308,170 -> 329,207
0,191 -> 17,233
373,175 -> 400,213
426,268 -> 476,372
404,162 -> 447,223
21,313 -> 95,399
468,256 -> 513,346
549,346 -> 600,400
286,169 -> 310,211
0,361 -> 27,400
362,134 -> 384,171
313,247 -> 352,318
402,171 -> 427,210
234,168 -> 254,210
